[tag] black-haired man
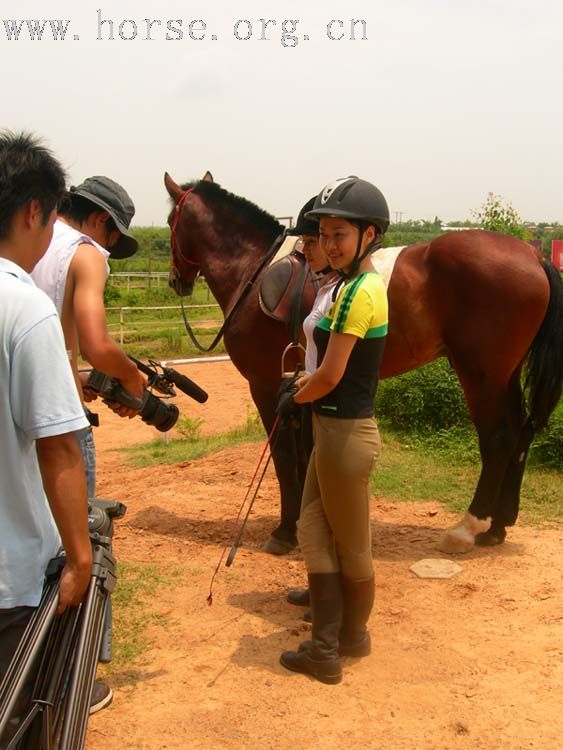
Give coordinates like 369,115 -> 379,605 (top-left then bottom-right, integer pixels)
0,132 -> 92,718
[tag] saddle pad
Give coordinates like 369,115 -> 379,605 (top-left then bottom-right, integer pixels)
269,235 -> 299,266
370,246 -> 405,289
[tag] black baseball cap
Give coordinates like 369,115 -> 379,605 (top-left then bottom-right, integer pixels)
69,176 -> 138,259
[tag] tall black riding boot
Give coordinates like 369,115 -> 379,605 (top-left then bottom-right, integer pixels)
339,575 -> 375,657
280,572 -> 343,685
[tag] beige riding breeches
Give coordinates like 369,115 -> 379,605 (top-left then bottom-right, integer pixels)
297,413 -> 381,579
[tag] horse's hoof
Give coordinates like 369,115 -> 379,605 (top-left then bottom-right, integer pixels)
437,513 -> 491,554
262,535 -> 297,556
475,527 -> 507,547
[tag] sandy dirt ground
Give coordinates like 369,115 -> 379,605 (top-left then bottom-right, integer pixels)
86,361 -> 563,750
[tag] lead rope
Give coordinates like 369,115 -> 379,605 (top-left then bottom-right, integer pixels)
179,231 -> 287,353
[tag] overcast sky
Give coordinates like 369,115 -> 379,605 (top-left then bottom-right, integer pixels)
2,0 -> 562,225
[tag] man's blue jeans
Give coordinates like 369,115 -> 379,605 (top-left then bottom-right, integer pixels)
77,425 -> 96,499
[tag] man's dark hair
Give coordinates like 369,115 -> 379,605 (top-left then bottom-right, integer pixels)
58,193 -> 117,233
0,131 -> 66,241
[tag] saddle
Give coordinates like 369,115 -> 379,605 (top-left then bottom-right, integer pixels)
259,252 -> 316,340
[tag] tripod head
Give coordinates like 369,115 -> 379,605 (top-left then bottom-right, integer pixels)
87,499 -> 126,541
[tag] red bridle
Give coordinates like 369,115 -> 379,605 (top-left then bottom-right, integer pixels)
170,187 -> 199,269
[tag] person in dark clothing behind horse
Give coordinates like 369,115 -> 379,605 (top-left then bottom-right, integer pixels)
277,177 -> 389,684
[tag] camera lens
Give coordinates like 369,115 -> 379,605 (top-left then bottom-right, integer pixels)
140,392 -> 179,432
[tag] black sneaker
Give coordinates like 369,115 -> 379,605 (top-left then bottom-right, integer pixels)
89,680 -> 113,715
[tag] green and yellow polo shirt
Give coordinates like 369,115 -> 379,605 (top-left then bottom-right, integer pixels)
313,271 -> 388,419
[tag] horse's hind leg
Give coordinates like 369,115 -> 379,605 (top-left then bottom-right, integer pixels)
439,369 -> 523,554
248,381 -> 301,554
476,393 -> 535,546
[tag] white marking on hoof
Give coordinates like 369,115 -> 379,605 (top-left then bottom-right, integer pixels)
437,513 -> 491,554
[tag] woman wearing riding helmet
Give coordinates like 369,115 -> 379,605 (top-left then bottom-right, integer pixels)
290,197 -> 339,379
277,176 -> 389,685
284,197 -> 339,613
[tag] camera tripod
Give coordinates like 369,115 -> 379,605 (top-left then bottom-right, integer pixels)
0,499 -> 126,750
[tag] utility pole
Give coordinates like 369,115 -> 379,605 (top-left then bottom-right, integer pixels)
147,225 -> 153,293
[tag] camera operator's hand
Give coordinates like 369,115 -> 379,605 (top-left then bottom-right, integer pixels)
121,369 -> 146,400
57,558 -> 92,615
77,371 -> 98,402
82,386 -> 98,403
107,401 -> 138,419
111,370 -> 147,418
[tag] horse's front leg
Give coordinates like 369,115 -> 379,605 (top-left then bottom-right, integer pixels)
438,372 -> 522,554
248,380 -> 302,555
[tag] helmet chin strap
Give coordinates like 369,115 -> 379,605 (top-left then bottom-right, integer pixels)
337,230 -> 383,281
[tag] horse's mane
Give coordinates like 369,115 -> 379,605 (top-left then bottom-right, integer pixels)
179,180 -> 283,240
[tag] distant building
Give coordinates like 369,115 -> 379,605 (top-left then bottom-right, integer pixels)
440,226 -> 475,232
552,240 -> 563,270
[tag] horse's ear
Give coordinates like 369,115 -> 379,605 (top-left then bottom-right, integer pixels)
164,172 -> 183,201
202,171 -> 214,183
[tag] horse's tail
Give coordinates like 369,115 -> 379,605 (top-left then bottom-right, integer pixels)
525,261 -> 563,430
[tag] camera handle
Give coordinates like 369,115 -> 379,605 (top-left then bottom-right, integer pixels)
102,385 -> 143,411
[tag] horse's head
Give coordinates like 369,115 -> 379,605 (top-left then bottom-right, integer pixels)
164,170 -> 214,296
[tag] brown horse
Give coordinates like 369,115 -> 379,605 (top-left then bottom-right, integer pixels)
164,172 -> 563,555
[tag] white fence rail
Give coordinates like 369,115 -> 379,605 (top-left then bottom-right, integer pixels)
105,304 -> 221,345
109,271 -> 170,290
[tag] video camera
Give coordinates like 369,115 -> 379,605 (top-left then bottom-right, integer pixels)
85,355 -> 208,432
0,499 -> 126,750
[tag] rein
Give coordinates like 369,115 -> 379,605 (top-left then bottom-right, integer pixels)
171,188 -> 287,353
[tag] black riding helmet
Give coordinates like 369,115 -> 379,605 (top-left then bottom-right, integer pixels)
289,196 -> 331,276
305,176 -> 389,234
288,196 -> 319,237
305,176 -> 390,279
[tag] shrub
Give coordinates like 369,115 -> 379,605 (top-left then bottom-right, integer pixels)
529,401 -> 563,469
376,359 -> 563,470
175,416 -> 204,441
376,359 -> 469,431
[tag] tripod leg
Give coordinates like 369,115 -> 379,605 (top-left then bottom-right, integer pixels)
99,597 -> 112,664
59,582 -> 107,750
0,585 -> 58,740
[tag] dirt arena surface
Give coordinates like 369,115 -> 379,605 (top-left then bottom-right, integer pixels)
87,361 -> 563,750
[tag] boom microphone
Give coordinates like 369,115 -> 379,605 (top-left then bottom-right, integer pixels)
163,368 -> 209,403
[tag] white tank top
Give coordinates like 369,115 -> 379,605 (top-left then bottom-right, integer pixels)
31,220 -> 110,316
303,273 -> 339,374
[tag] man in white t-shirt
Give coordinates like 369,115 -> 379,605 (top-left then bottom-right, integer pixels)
31,176 -> 146,499
0,132 -> 92,707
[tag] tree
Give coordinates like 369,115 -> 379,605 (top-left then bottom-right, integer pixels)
472,192 -> 529,240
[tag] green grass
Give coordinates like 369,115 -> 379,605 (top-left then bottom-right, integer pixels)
121,408 -> 264,468
99,563 -> 178,684
103,273 -> 225,358
375,426 -> 563,526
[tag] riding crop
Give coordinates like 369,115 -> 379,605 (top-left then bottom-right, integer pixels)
207,417 -> 281,605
